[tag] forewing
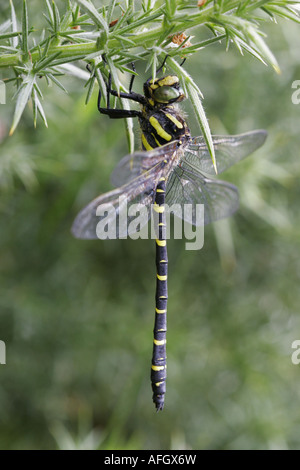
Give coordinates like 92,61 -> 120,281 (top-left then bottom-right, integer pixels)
165,164 -> 239,226
111,141 -> 179,187
72,164 -> 164,239
185,129 -> 267,175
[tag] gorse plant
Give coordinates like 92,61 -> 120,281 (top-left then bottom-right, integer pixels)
0,0 -> 299,163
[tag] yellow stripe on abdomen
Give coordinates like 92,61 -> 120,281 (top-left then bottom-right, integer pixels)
151,365 -> 165,371
151,133 -> 162,147
154,338 -> 166,346
155,308 -> 166,314
149,116 -> 172,142
142,133 -> 153,150
156,239 -> 166,247
153,203 -> 165,213
165,113 -> 183,129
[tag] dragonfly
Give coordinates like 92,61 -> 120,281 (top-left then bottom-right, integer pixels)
72,64 -> 267,411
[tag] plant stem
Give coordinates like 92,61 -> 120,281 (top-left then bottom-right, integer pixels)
0,9 -> 216,68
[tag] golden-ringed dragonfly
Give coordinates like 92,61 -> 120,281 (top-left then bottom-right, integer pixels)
72,65 -> 267,411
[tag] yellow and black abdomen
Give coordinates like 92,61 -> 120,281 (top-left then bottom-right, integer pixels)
139,100 -> 190,410
151,176 -> 168,411
139,107 -> 190,150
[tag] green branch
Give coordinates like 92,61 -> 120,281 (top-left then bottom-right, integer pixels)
0,0 -> 299,141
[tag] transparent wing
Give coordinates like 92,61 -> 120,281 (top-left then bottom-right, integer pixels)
111,141 -> 179,187
165,163 -> 239,226
72,163 -> 165,239
111,130 -> 267,186
185,129 -> 267,175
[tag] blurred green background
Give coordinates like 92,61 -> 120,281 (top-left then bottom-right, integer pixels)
1,2 -> 300,450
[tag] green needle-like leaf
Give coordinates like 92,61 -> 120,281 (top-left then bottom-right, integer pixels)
34,51 -> 62,72
248,25 -> 280,73
107,0 -> 117,25
10,0 -> 18,49
94,66 -> 107,108
46,73 -> 68,93
52,0 -> 61,34
21,0 -> 28,59
32,87 -> 48,128
75,0 -> 109,35
120,98 -> 135,155
85,74 -> 96,104
106,55 -> 120,95
9,74 -> 36,135
166,55 -> 216,171
187,82 -> 217,174
45,0 -> 54,25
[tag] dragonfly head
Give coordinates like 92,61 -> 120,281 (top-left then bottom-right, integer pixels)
144,75 -> 185,106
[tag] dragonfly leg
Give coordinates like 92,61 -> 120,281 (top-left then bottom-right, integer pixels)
129,62 -> 136,94
92,55 -> 145,119
157,55 -> 169,75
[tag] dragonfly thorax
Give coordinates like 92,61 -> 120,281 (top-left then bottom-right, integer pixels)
139,106 -> 190,150
140,75 -> 190,151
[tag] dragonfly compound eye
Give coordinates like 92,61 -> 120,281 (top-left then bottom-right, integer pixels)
152,85 -> 181,103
